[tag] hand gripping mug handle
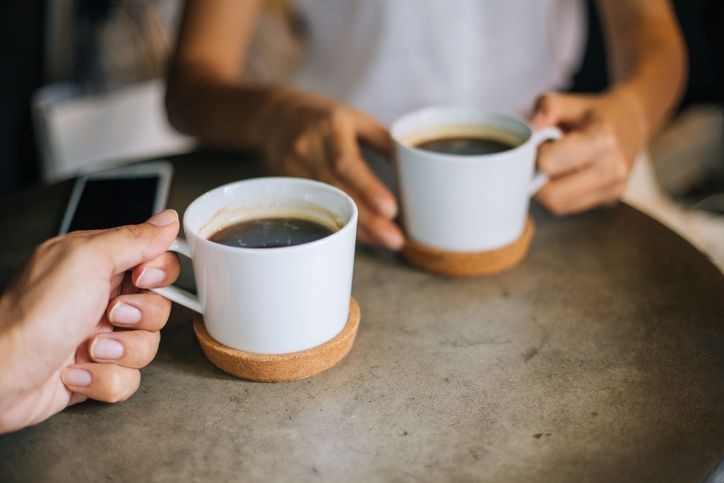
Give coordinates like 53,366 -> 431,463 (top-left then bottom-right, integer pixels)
528,126 -> 563,196
149,239 -> 203,314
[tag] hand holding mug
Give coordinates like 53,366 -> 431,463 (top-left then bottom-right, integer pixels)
260,88 -> 404,250
152,178 -> 357,355
392,107 -> 561,253
533,89 -> 648,215
0,210 -> 180,434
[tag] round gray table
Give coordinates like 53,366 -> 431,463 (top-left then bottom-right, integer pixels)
1,152 -> 723,482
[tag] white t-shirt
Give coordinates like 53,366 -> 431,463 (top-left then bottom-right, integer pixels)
290,0 -> 586,124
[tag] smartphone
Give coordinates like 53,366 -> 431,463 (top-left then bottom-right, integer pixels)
59,161 -> 173,234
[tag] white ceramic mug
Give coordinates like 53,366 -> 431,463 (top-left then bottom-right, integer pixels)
152,177 -> 358,355
391,107 -> 561,252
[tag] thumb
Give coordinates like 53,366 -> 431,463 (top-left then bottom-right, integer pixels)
532,92 -> 590,130
89,209 -> 180,274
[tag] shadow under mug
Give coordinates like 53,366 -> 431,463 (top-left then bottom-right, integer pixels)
391,107 -> 561,252
151,177 -> 358,355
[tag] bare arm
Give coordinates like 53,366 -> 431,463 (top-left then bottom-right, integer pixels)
165,0 -> 403,250
166,0 -> 269,148
533,0 -> 687,215
596,0 -> 687,138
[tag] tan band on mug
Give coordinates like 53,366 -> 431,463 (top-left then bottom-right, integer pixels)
402,217 -> 535,277
193,298 -> 361,382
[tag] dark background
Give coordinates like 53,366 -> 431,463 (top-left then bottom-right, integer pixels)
1,0 -> 722,201
0,0 -> 45,200
571,0 -> 724,101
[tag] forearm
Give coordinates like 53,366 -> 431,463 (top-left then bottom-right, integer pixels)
165,0 -> 279,150
166,70 -> 297,150
597,0 -> 687,140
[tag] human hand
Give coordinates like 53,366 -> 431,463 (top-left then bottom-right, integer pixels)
0,210 -> 180,434
532,88 -> 648,215
261,88 -> 404,250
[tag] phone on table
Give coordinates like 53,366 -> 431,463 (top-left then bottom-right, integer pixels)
59,161 -> 173,234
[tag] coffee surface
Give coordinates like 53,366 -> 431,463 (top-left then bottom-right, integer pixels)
208,217 -> 335,248
414,136 -> 516,155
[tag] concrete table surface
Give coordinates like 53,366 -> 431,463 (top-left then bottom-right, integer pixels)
0,151 -> 722,482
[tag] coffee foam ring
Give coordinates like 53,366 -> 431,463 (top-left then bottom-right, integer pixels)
402,217 -> 534,277
193,298 -> 360,382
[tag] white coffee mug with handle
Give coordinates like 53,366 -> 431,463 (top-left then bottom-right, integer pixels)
391,107 -> 561,252
151,177 -> 358,355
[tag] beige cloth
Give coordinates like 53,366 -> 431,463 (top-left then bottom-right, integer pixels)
624,154 -> 724,273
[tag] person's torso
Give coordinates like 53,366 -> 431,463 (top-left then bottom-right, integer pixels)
289,0 -> 586,124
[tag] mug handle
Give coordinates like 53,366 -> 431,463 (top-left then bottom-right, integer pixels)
528,126 -> 563,196
149,239 -> 203,314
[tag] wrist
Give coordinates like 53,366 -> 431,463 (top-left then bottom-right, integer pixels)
254,86 -> 342,150
604,84 -> 652,142
243,85 -> 301,145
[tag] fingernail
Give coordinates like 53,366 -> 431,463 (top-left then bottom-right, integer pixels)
109,302 -> 142,325
382,230 -> 405,251
147,209 -> 177,227
90,338 -> 124,360
137,267 -> 166,287
375,197 -> 398,219
63,368 -> 92,387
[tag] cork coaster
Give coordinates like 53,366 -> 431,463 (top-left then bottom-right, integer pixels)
193,298 -> 361,382
402,217 -> 535,277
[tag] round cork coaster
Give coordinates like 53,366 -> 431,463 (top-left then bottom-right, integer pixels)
193,298 -> 361,382
401,217 -> 535,277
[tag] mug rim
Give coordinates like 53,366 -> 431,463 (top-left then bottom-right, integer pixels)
182,177 -> 358,255
391,106 -> 535,163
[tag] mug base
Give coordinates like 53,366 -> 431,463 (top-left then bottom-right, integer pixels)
402,217 -> 534,277
193,298 -> 361,382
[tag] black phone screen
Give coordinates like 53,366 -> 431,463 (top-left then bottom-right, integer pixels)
68,176 -> 160,231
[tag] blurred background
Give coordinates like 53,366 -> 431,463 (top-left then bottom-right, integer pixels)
0,0 -> 722,264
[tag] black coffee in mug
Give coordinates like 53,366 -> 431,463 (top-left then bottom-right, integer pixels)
414,135 -> 517,155
208,217 -> 335,249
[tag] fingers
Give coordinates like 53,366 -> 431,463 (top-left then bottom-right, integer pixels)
536,166 -> 624,215
73,320 -> 114,365
311,168 -> 404,250
326,118 -> 398,219
88,209 -> 180,275
355,225 -> 377,247
532,92 -> 591,129
62,363 -> 140,403
355,197 -> 405,250
531,91 -> 640,216
63,292 -> 169,403
271,101 -> 402,250
107,292 -> 171,330
333,177 -> 404,250
537,130 -> 596,177
350,109 -> 393,157
131,252 -> 181,290
89,330 -> 161,369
